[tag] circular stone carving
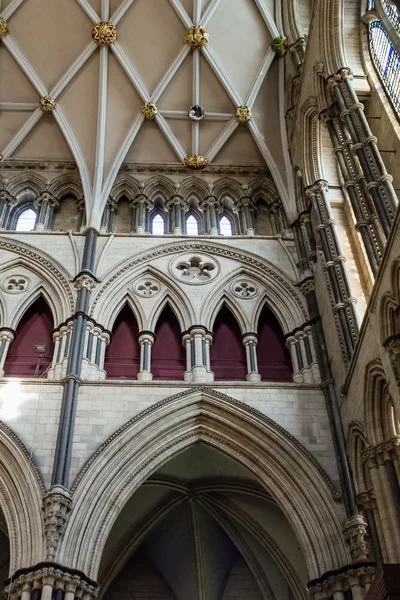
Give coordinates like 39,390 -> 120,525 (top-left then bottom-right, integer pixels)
142,101 -> 158,120
40,96 -> 56,113
170,253 -> 219,285
185,25 -> 209,49
189,105 -> 205,121
0,18 -> 8,38
231,279 -> 258,299
92,21 -> 117,46
235,106 -> 252,124
134,278 -> 161,297
2,275 -> 31,294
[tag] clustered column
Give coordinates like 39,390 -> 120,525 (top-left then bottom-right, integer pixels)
286,327 -> 320,384
0,328 -> 14,377
80,320 -> 110,381
5,568 -> 98,600
130,195 -> 151,234
100,198 -> 118,233
200,196 -> 220,235
35,192 -> 59,231
326,68 -> 397,246
183,326 -> 214,383
0,190 -> 17,229
137,331 -> 155,381
242,333 -> 261,382
166,196 -> 188,235
305,179 -> 359,362
236,197 -> 256,235
363,440 -> 400,563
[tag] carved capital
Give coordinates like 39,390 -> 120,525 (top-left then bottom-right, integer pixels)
42,486 -> 72,561
74,274 -> 97,292
35,192 -> 59,209
343,514 -> 369,561
0,190 -> 17,206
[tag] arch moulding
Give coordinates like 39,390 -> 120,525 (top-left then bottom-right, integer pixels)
61,388 -> 347,581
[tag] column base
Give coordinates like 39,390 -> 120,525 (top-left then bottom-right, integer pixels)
174,227 -> 182,235
246,372 -> 261,382
137,370 -> 153,382
136,226 -> 145,234
192,366 -> 210,384
184,370 -> 193,383
301,367 -> 314,384
209,227 -> 219,236
245,228 -> 255,236
292,372 -> 303,383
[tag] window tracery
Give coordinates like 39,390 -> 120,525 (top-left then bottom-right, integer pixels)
185,214 -> 199,236
219,215 -> 233,236
151,213 -> 166,235
368,0 -> 400,118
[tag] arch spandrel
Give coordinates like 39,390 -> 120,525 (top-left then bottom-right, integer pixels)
62,388 -> 346,580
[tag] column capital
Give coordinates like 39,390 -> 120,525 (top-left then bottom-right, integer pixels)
199,195 -> 220,210
326,67 -> 353,90
35,191 -> 59,209
343,514 -> 369,562
138,330 -> 156,344
0,189 -> 17,205
42,485 -> 72,561
242,332 -> 258,345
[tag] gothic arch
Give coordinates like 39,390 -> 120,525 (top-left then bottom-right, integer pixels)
391,259 -> 400,304
48,173 -> 83,200
110,174 -> 140,202
379,292 -> 400,341
347,422 -> 370,494
364,360 -> 400,446
213,178 -> 243,204
91,266 -> 195,332
0,421 -> 44,572
63,389 -> 346,579
0,250 -> 74,327
179,177 -> 208,202
208,294 -> 249,335
5,173 -> 47,199
247,178 -> 279,203
143,176 -> 175,203
89,241 -> 309,325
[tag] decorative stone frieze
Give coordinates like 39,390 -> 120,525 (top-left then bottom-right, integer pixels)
6,565 -> 98,600
42,486 -> 72,561
308,564 -> 376,600
362,436 -> 400,467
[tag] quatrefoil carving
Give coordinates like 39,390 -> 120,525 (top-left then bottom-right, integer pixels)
170,254 -> 219,285
231,280 -> 258,299
134,278 -> 161,298
2,275 -> 31,294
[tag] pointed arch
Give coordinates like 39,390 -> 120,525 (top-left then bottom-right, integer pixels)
364,360 -> 400,445
152,304 -> 185,380
4,295 -> 54,378
148,288 -> 193,334
380,293 -> 400,341
179,177 -> 209,203
247,178 -> 279,204
347,422 -> 371,494
143,176 -> 175,204
0,421 -> 44,571
6,173 -> 47,199
104,304 -> 140,380
104,292 -> 145,334
63,388 -> 346,579
213,179 -> 243,204
150,210 -> 167,235
257,304 -> 293,382
110,174 -> 140,203
211,304 -> 247,381
48,173 -> 84,200
391,259 -> 400,304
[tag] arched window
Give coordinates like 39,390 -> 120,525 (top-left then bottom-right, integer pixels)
4,296 -> 54,377
219,215 -> 233,236
152,305 -> 185,380
368,2 -> 400,118
104,304 -> 140,379
186,214 -> 199,235
151,213 -> 166,235
210,305 -> 247,380
15,208 -> 37,232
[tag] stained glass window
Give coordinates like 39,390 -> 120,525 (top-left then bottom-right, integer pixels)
186,215 -> 199,235
151,213 -> 165,235
15,208 -> 36,231
369,19 -> 400,117
382,0 -> 400,32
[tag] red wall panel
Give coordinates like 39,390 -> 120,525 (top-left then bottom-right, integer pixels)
152,305 -> 185,380
257,305 -> 292,382
211,305 -> 247,381
105,304 -> 140,379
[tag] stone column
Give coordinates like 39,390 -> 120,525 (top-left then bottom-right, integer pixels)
130,195 -> 151,234
200,196 -> 220,236
137,331 -> 155,381
320,107 -> 383,275
100,198 -> 118,233
327,68 -> 397,237
289,37 -> 306,72
184,327 -> 214,383
0,190 -> 17,229
304,325 -> 321,384
35,192 -> 59,231
242,333 -> 261,382
236,197 -> 256,235
166,196 -> 188,235
0,328 -> 14,376
306,180 -> 359,361
183,332 -> 193,383
76,198 -> 86,232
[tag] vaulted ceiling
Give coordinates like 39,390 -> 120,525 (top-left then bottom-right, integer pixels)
0,0 -> 293,226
